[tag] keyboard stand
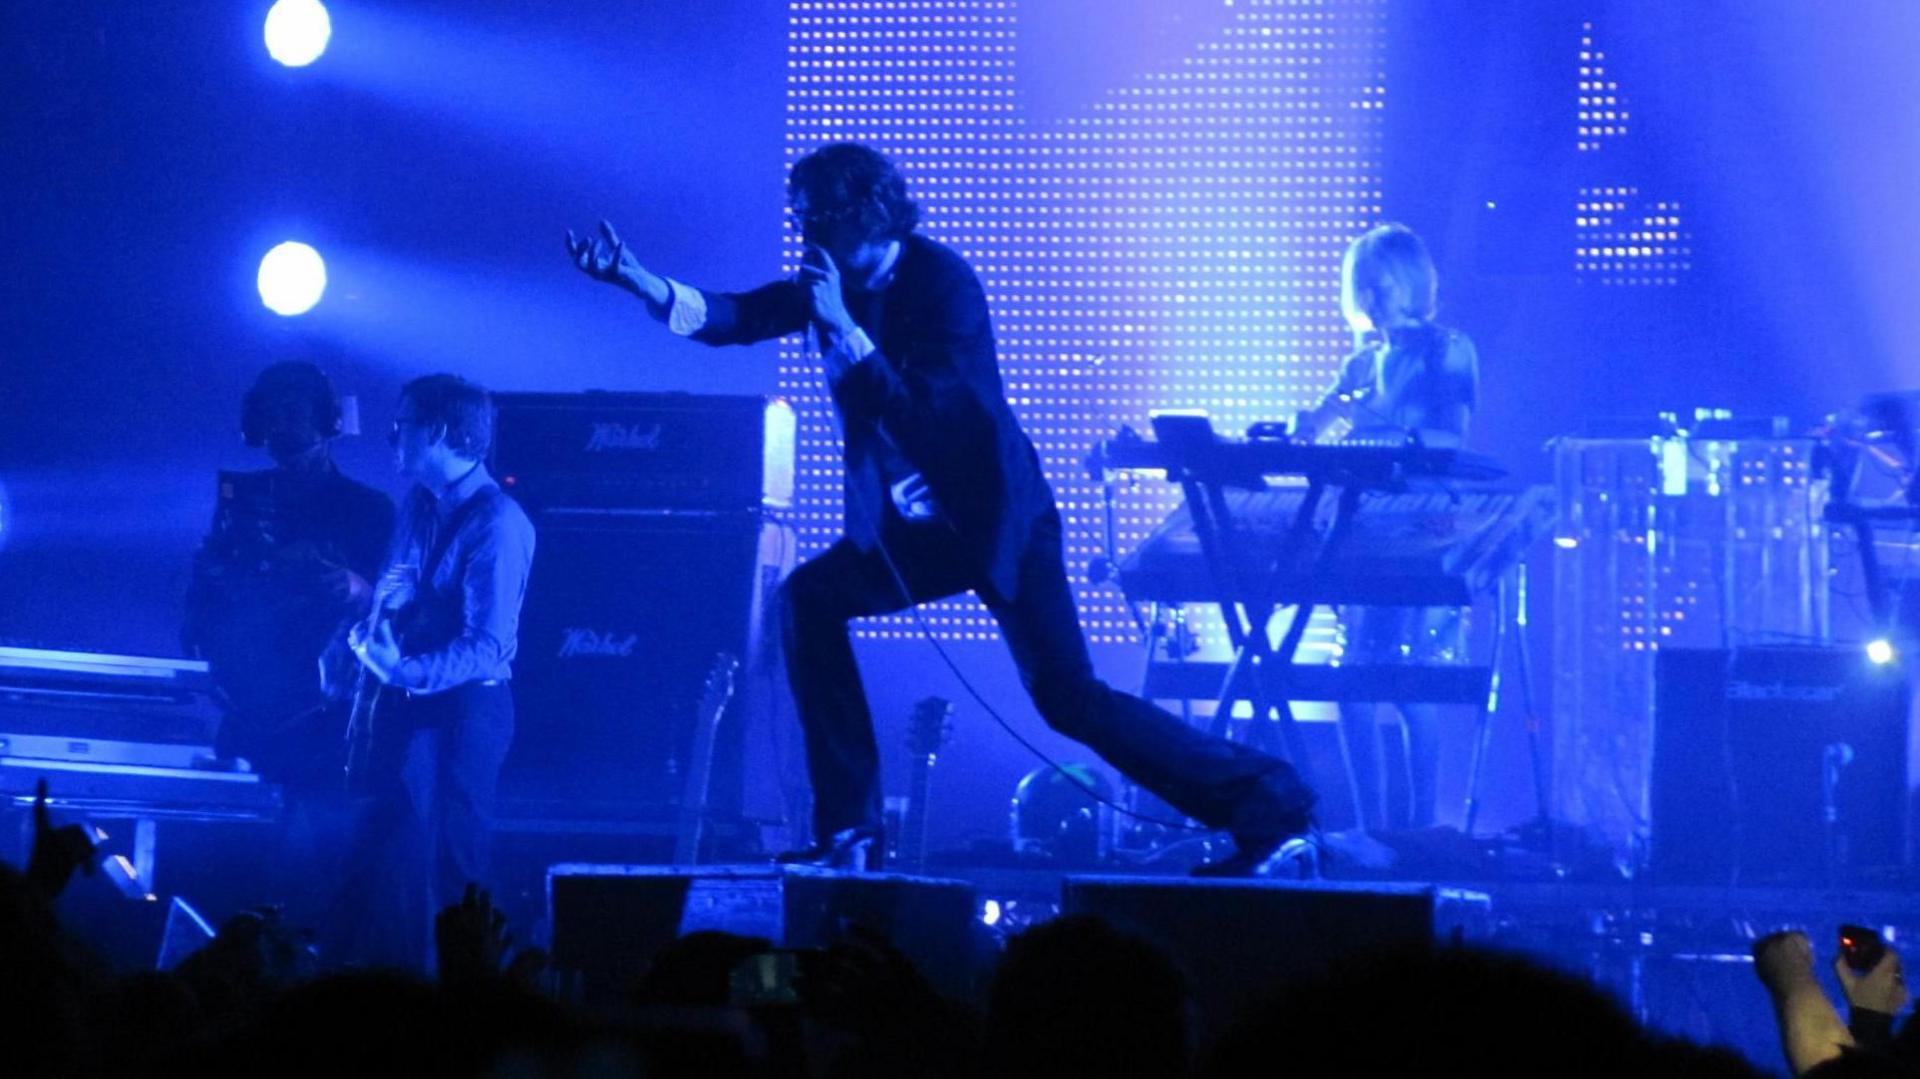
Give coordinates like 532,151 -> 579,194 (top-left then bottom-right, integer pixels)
1131,416 -> 1518,832
1153,421 -> 1375,799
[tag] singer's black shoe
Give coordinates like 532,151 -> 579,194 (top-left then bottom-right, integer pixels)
1192,831 -> 1322,880
773,827 -> 884,873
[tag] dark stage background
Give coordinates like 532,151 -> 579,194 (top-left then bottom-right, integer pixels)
4,0 -> 1915,847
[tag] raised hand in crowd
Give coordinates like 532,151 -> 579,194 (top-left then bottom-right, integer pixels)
1834,937 -> 1909,1053
435,882 -> 550,993
435,882 -> 512,985
26,778 -> 96,903
1754,929 -> 1855,1076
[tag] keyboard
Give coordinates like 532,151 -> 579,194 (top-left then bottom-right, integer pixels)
1117,484 -> 1558,607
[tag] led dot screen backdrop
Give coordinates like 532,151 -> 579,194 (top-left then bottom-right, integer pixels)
1573,20 -> 1691,287
778,0 -> 1386,643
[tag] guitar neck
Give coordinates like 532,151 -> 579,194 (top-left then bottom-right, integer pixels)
901,750 -> 937,868
673,656 -> 737,865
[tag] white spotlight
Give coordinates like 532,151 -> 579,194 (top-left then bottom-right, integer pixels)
264,0 -> 332,68
257,242 -> 327,316
1867,638 -> 1896,665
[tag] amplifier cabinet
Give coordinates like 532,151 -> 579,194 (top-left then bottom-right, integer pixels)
1652,646 -> 1909,884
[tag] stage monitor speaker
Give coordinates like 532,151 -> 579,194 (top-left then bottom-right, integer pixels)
1061,877 -> 1480,1038
1651,646 -> 1910,885
547,865 -> 977,1010
51,881 -> 214,973
502,514 -> 777,819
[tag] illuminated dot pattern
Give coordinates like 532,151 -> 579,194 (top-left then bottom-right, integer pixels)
1575,22 -> 1628,153
781,0 -> 1386,641
1573,23 -> 1691,286
1575,185 -> 1692,286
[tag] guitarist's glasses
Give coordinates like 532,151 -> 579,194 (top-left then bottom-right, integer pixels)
388,417 -> 428,446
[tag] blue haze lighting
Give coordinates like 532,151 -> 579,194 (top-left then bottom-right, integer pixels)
264,0 -> 332,68
257,242 -> 327,316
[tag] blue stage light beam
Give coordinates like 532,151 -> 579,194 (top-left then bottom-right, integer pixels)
302,246 -> 759,395
264,0 -> 332,68
257,241 -> 328,316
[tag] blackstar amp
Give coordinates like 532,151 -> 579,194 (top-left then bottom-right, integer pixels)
1651,646 -> 1910,885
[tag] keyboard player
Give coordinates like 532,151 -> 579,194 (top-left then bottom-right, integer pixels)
1294,224 -> 1479,832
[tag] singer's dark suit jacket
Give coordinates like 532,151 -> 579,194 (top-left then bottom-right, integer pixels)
688,233 -> 1053,599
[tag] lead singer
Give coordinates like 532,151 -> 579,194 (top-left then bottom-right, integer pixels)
567,143 -> 1312,875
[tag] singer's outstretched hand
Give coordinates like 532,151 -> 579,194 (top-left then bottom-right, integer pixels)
566,220 -> 668,304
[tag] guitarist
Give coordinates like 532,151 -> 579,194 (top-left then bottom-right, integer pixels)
331,374 -> 535,970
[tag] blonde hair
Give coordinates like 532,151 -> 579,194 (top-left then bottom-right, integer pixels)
1340,224 -> 1438,333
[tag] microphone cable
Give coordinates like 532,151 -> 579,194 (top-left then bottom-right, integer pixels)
801,315 -> 1209,836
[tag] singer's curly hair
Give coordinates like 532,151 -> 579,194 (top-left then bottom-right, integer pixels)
787,143 -> 921,243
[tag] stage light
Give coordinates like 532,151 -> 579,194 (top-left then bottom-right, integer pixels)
257,242 -> 327,316
264,0 -> 331,68
981,899 -> 1003,927
1867,638 -> 1896,665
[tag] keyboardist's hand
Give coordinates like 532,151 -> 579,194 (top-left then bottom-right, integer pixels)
1296,395 -> 1357,444
27,778 -> 97,903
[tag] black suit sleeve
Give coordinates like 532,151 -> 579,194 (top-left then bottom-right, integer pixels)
690,280 -> 811,346
827,262 -> 994,435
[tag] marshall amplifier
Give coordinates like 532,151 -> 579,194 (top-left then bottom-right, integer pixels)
503,514 -> 781,817
1651,646 -> 1911,884
491,391 -> 795,514
493,392 -> 795,826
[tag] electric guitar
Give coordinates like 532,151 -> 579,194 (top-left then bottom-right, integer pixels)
343,566 -> 416,795
674,653 -> 740,865
897,696 -> 953,872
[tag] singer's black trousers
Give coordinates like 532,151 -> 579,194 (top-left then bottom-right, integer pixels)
780,506 -> 1314,847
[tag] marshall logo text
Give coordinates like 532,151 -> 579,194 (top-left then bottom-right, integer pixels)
558,628 -> 641,659
585,423 -> 664,453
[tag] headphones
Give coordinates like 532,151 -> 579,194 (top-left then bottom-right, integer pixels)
241,361 -> 343,448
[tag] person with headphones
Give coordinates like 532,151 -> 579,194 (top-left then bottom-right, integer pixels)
183,361 -> 395,918
568,143 -> 1316,875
